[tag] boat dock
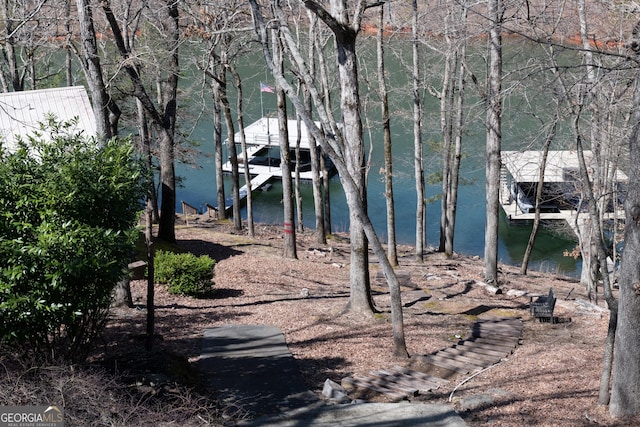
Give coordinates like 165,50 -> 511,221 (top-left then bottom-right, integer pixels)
232,173 -> 273,209
222,117 -> 335,181
185,117 -> 336,217
500,150 -> 627,239
220,173 -> 274,213
181,173 -> 274,220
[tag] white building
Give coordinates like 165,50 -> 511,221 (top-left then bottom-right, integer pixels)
0,86 -> 96,151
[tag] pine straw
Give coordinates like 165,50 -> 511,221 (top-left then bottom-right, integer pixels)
103,219 -> 639,426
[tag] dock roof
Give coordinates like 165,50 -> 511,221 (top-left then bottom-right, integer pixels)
0,86 -> 96,151
231,117 -> 318,149
502,150 -> 628,183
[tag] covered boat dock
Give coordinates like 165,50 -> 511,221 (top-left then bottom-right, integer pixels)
500,150 -> 628,237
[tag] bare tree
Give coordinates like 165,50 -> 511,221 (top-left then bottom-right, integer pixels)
214,69 -> 242,230
184,1 -> 255,225
249,0 -> 408,357
273,25 -> 297,258
0,0 -> 46,91
500,0 -> 631,407
438,0 -> 468,258
610,23 -> 640,417
101,0 -> 180,243
138,99 -> 156,351
484,0 -> 504,284
377,1 -> 397,266
411,0 -> 425,262
519,117 -> 557,275
298,0 -> 375,315
305,9 -> 327,244
230,66 -> 255,236
75,0 -> 114,140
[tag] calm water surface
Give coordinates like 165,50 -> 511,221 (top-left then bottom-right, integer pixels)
175,40 -> 582,278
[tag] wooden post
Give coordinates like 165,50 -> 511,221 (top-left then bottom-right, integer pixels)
206,203 -> 219,219
181,200 -> 198,225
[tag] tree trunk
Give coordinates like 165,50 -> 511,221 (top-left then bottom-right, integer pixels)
312,25 -> 334,237
218,71 -> 242,231
521,118 -> 556,274
444,49 -> 465,258
439,21 -> 456,254
213,88 -> 226,220
306,11 -> 326,244
378,3 -> 397,266
337,26 -> 374,316
1,0 -> 21,92
600,307 -> 618,405
443,3 -> 467,258
577,134 -> 620,407
145,200 -> 155,351
302,0 -> 374,314
577,0 -> 599,302
272,28 -> 297,259
573,106 -> 620,407
295,128 -> 304,235
230,67 -> 254,237
135,97 -> 156,350
412,0 -> 425,262
65,0 -> 73,87
484,0 -> 503,284
322,155 -> 332,234
294,115 -> 304,234
609,98 -> 640,414
157,0 -> 179,241
158,126 -> 176,242
75,0 -> 112,141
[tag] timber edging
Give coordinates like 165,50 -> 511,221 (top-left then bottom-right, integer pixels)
341,317 -> 523,401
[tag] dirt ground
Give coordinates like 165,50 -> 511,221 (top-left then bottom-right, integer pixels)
106,216 -> 640,426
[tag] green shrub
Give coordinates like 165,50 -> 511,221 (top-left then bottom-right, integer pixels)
154,251 -> 215,297
0,121 -> 145,362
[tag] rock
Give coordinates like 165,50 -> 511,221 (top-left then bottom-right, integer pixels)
507,289 -> 528,297
474,280 -> 502,295
456,388 -> 513,411
575,298 -> 606,312
457,393 -> 495,411
308,248 -> 327,257
322,379 -> 351,404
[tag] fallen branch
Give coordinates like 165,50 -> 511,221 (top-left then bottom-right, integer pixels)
448,361 -> 501,402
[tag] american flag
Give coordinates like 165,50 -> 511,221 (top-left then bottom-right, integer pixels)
260,82 -> 275,93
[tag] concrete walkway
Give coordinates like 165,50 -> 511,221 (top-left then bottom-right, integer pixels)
198,325 -> 318,417
198,324 -> 467,426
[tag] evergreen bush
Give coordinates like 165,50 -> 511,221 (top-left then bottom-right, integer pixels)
0,118 -> 145,362
154,251 -> 215,297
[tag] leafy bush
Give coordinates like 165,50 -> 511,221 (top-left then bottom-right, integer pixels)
0,119 -> 145,362
154,250 -> 215,297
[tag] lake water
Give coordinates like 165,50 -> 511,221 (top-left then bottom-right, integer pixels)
174,40 -> 582,278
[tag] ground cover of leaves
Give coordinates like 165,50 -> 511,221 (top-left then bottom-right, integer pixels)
79,218 -> 640,425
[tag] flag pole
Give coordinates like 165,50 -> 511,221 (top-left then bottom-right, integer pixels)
260,88 -> 264,118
